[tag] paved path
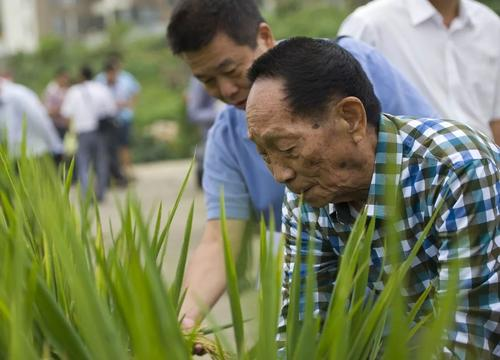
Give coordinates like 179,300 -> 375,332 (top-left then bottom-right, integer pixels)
98,159 -> 259,355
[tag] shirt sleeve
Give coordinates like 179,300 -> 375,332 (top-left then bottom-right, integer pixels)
131,75 -> 141,94
60,88 -> 75,119
43,84 -> 54,109
492,56 -> 500,121
277,189 -> 338,349
18,90 -> 63,154
338,11 -> 378,47
124,72 -> 141,96
203,109 -> 251,220
433,159 -> 500,357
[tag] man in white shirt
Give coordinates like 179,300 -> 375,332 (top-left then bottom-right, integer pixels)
61,66 -> 116,201
0,77 -> 64,158
339,0 -> 500,144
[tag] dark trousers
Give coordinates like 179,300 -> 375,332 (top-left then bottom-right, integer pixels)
102,125 -> 126,183
76,130 -> 109,201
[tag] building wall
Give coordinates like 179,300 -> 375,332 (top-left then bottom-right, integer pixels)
1,0 -> 39,53
37,0 -> 102,40
131,0 -> 170,22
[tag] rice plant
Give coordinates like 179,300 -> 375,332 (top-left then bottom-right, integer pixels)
0,144 -> 460,359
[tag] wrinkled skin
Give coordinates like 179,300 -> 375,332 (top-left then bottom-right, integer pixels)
246,78 -> 378,209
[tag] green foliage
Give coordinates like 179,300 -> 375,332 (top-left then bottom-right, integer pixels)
478,0 -> 500,14
36,36 -> 65,63
105,21 -> 132,52
0,138 -> 463,359
267,5 -> 350,39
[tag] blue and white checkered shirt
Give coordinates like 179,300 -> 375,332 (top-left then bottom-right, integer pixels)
279,114 -> 500,358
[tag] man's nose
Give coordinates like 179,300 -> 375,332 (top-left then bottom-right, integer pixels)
272,163 -> 295,184
218,78 -> 238,101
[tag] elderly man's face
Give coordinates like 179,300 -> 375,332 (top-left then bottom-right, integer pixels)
182,26 -> 274,110
247,78 -> 376,208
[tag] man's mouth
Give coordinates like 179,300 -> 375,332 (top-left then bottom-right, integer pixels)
289,185 -> 313,195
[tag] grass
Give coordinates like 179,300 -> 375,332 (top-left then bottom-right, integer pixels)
0,141 -> 462,359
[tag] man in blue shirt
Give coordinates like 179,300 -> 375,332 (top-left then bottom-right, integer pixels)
96,54 -> 141,182
166,0 -> 437,331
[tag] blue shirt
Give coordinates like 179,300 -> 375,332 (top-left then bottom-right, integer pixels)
95,70 -> 140,123
203,37 -> 437,229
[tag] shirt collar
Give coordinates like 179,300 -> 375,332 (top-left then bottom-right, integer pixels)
455,0 -> 475,28
407,0 -> 438,26
327,115 -> 403,221
407,0 -> 473,28
365,114 -> 403,219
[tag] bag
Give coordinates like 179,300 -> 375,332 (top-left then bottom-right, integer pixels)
97,115 -> 118,132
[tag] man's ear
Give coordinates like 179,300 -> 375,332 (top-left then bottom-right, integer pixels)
256,23 -> 275,49
335,96 -> 367,143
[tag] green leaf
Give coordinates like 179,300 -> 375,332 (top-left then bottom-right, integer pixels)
171,200 -> 195,307
220,189 -> 246,358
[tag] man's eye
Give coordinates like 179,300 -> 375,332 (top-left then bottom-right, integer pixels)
224,68 -> 237,76
201,78 -> 215,85
281,147 -> 295,156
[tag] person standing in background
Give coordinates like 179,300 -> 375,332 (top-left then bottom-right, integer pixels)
96,54 -> 140,181
339,0 -> 500,144
61,66 -> 116,202
0,75 -> 63,160
186,76 -> 222,187
43,67 -> 70,140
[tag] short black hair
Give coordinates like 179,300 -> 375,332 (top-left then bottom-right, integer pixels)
248,37 -> 381,126
167,0 -> 265,54
80,65 -> 93,81
104,60 -> 117,72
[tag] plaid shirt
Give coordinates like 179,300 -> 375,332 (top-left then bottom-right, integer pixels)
279,115 -> 500,358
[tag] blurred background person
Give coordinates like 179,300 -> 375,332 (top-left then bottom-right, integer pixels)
43,67 -> 70,140
61,65 -> 116,202
339,0 -> 500,144
96,53 -> 140,182
0,72 -> 64,161
95,60 -> 128,187
185,76 -> 223,188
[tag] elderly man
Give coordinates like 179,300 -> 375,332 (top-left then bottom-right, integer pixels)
246,37 -> 499,359
166,0 -> 437,328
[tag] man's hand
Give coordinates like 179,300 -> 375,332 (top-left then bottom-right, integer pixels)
181,317 -> 206,356
179,219 -> 247,323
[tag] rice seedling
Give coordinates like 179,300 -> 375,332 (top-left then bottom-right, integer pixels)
0,143 -> 460,360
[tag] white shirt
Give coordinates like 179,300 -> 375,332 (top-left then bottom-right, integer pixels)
0,79 -> 63,157
61,80 -> 117,133
339,0 -> 500,138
